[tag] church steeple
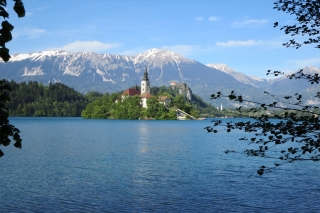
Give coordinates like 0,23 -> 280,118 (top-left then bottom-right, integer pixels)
142,67 -> 149,81
141,67 -> 150,94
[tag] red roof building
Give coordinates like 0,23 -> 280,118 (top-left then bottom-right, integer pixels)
121,88 -> 140,97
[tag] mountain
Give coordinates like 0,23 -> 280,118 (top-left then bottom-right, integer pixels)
207,64 -> 320,106
206,63 -> 272,88
0,48 -> 319,107
263,66 -> 320,94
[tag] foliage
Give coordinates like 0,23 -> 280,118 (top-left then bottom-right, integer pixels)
82,93 -> 178,120
6,81 -> 90,117
142,96 -> 176,119
83,91 -> 104,103
274,0 -> 320,49
0,0 -> 25,61
206,0 -> 320,175
82,86 -> 224,120
81,85 -> 206,120
152,86 -> 219,118
207,81 -> 320,176
0,80 -> 22,157
0,0 -> 25,157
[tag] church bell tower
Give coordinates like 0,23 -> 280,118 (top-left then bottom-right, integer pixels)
141,67 -> 150,94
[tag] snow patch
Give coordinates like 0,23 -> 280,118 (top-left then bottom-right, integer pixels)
22,66 -> 45,76
122,73 -> 129,81
96,68 -> 115,82
63,66 -> 82,76
11,50 -> 69,62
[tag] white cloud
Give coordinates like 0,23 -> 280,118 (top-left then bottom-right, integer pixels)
216,40 -> 260,47
233,19 -> 269,27
162,45 -> 200,56
33,6 -> 50,11
56,41 -> 120,52
195,17 -> 204,21
208,16 -> 219,21
14,27 -> 47,39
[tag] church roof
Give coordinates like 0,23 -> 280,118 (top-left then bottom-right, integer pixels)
122,88 -> 140,96
140,92 -> 153,98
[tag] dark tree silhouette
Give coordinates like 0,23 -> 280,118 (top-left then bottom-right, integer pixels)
274,0 -> 320,49
206,0 -> 320,175
0,0 -> 25,157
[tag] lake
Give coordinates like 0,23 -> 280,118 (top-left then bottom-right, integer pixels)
1,117 -> 319,212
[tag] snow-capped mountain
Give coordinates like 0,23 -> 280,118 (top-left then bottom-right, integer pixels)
206,63 -> 271,88
133,48 -> 197,83
1,48 -> 320,106
264,66 -> 320,95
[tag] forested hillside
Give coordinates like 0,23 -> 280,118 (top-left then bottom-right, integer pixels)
6,81 -> 220,118
6,81 -> 98,116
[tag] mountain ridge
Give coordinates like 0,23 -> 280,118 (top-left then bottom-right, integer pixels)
1,48 -> 320,107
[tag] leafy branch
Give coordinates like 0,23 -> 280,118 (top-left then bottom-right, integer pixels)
206,70 -> 320,175
274,0 -> 320,49
0,0 -> 25,157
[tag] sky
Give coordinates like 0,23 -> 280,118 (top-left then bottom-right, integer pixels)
4,0 -> 320,78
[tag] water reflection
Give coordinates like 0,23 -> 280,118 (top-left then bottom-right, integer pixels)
137,121 -> 151,154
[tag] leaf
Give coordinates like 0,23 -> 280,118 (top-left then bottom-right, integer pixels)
228,94 -> 236,100
0,0 -> 7,7
0,47 -> 10,62
2,20 -> 13,31
257,168 -> 264,176
0,9 -> 8,18
13,0 -> 25,18
298,15 -> 305,22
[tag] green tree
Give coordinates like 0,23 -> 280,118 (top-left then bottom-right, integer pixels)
7,81 -> 88,117
0,0 -> 25,157
145,96 -> 159,118
206,0 -> 320,175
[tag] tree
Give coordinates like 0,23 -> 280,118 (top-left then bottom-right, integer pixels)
274,0 -> 320,49
0,0 -> 25,157
0,80 -> 22,157
206,0 -> 320,175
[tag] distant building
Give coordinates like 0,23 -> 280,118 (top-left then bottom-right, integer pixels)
139,68 -> 153,108
158,96 -> 171,106
140,92 -> 153,108
121,68 -> 175,109
121,86 -> 140,100
141,67 -> 151,94
170,81 -> 177,88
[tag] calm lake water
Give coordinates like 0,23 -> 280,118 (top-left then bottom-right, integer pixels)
1,117 -> 320,212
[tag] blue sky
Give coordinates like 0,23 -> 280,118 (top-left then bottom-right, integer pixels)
5,0 -> 320,78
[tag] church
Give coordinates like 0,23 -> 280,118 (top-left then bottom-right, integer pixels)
121,67 -> 153,108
